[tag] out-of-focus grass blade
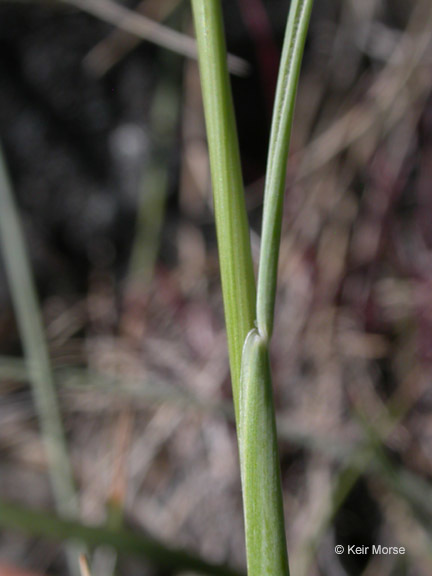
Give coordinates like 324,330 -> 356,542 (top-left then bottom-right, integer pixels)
63,0 -> 250,77
0,145 -> 82,576
0,499 -> 245,576
127,49 -> 181,286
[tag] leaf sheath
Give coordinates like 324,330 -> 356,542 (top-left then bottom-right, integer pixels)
239,330 -> 289,576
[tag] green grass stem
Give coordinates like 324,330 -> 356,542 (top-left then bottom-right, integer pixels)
0,145 -> 82,576
191,2 -> 314,574
239,330 -> 289,576
191,1 -> 314,574
191,0 -> 256,422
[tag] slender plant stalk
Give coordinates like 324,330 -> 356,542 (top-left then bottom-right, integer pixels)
191,0 -> 256,421
239,0 -> 313,576
0,145 -> 82,576
241,4 -> 314,572
239,330 -> 289,575
192,1 -> 313,575
257,0 -> 314,340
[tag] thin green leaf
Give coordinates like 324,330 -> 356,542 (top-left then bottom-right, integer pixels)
256,0 -> 314,339
0,144 -> 82,575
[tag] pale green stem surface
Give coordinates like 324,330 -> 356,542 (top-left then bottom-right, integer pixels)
191,0 -> 256,421
257,0 -> 314,339
239,330 -> 289,576
191,2 -> 287,575
192,2 -> 313,575
0,145 -> 82,576
242,4 -> 314,573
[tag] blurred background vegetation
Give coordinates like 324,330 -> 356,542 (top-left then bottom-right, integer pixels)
0,1 -> 432,575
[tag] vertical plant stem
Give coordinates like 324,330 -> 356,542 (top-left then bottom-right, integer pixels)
240,4 -> 313,573
192,1 -> 314,574
256,0 -> 314,340
190,0 -> 256,421
0,145 -> 81,576
191,1 -> 311,575
239,330 -> 289,576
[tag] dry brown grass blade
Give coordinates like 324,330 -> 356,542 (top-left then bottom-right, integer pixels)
62,0 -> 250,76
84,0 -> 181,76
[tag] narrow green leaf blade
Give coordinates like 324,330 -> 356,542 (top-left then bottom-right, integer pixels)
257,0 -> 314,339
0,144 -> 82,575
